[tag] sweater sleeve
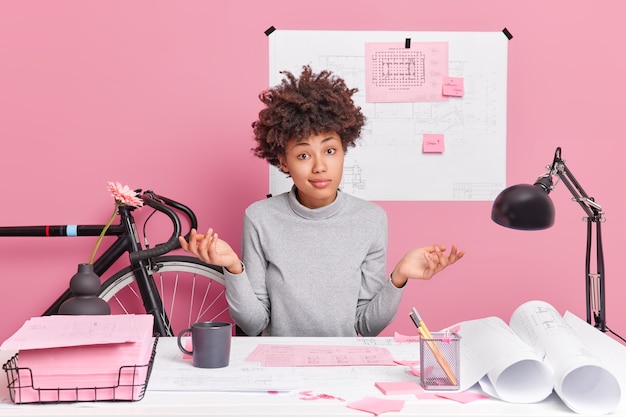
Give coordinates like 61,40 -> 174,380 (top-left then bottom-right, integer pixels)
224,212 -> 270,336
354,210 -> 405,336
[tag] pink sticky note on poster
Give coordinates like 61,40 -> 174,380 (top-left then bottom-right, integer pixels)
442,76 -> 464,97
423,134 -> 445,153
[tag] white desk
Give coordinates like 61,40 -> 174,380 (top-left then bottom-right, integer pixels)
1,333 -> 625,417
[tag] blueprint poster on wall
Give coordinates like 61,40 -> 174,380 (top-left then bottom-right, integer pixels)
268,30 -> 508,201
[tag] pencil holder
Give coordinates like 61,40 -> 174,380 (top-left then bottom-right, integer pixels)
419,331 -> 461,391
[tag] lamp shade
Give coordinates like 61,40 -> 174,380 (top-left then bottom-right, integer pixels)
491,184 -> 555,230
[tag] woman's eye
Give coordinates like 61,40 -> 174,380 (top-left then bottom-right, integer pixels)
326,148 -> 336,155
297,153 -> 310,160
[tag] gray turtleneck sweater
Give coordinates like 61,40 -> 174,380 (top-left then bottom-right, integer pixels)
224,187 -> 404,337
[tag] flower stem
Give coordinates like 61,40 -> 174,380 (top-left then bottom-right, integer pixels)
89,205 -> 119,264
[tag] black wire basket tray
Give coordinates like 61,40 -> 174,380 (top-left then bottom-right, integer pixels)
2,336 -> 159,404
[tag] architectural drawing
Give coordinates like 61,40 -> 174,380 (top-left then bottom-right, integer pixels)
365,42 -> 448,102
269,31 -> 508,201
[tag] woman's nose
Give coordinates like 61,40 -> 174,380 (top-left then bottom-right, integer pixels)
312,158 -> 326,173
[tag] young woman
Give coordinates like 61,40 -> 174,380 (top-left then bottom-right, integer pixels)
180,66 -> 464,337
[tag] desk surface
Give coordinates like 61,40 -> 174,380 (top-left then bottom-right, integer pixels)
1,334 -> 625,417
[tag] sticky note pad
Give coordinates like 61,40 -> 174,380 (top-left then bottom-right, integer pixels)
347,396 -> 405,415
375,381 -> 422,395
182,337 -> 192,359
442,76 -> 464,97
436,391 -> 490,403
423,134 -> 445,153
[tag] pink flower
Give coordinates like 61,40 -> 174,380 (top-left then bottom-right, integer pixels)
89,182 -> 143,264
107,181 -> 143,208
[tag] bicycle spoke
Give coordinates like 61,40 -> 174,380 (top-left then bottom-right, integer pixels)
198,289 -> 227,321
157,272 -> 174,337
196,279 -> 213,324
111,296 -> 130,314
97,257 -> 232,336
188,275 -> 196,331
111,285 -> 141,314
168,273 -> 178,328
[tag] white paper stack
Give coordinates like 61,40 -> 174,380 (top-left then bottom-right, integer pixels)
0,314 -> 154,403
454,301 -> 621,415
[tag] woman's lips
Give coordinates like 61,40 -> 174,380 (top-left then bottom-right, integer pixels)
310,179 -> 332,188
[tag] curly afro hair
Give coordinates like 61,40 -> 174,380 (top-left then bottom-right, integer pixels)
251,65 -> 366,171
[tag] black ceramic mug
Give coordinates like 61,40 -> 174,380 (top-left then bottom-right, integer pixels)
177,321 -> 232,368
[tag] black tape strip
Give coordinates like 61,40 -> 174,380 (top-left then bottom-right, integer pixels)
502,27 -> 513,40
405,38 -> 411,48
265,26 -> 276,36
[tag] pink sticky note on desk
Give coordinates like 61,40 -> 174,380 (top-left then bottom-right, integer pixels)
442,76 -> 464,97
183,337 -> 192,359
393,331 -> 420,343
375,381 -> 422,395
436,391 -> 490,403
347,396 -> 405,415
423,134 -> 445,153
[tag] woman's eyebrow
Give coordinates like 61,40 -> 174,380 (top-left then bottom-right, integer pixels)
291,135 -> 339,149
321,136 -> 339,144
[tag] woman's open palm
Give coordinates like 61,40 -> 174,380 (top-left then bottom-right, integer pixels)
179,228 -> 239,269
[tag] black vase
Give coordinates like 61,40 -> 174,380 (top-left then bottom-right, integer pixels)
58,263 -> 111,315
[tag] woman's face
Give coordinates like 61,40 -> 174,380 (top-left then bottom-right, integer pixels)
279,131 -> 344,209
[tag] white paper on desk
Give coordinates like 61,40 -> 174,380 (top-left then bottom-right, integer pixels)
563,310 -> 626,380
509,301 -> 620,415
455,300 -> 621,415
456,316 -> 552,403
148,339 -> 299,392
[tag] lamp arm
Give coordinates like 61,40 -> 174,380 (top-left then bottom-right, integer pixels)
551,148 -> 604,221
548,147 -> 606,331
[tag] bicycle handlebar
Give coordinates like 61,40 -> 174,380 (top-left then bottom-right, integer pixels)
128,190 -> 198,263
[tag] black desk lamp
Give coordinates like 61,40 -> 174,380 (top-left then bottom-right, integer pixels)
491,147 -> 608,332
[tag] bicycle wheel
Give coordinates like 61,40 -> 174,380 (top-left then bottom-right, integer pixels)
98,256 -> 232,337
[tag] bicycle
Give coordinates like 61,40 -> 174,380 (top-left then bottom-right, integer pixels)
0,189 -> 231,338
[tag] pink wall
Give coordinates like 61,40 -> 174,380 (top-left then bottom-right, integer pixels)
1,1 -> 625,343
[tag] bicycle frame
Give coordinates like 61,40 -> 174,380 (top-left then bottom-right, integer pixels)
0,190 -> 199,337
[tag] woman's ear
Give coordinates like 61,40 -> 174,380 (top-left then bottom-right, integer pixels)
278,155 -> 289,174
